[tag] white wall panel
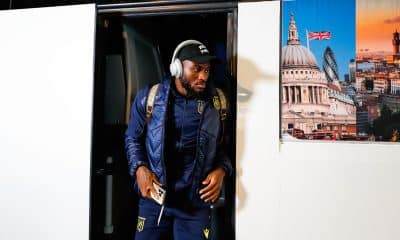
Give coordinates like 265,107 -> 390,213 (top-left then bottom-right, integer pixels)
237,2 -> 281,239
237,1 -> 400,240
0,4 -> 95,240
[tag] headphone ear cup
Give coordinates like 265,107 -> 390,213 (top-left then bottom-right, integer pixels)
175,59 -> 183,78
169,60 -> 176,77
170,58 -> 182,78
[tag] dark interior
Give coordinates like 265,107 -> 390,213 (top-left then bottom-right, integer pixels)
91,5 -> 237,240
2,0 -> 236,10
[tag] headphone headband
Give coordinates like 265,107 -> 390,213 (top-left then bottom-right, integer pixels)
170,39 -> 205,64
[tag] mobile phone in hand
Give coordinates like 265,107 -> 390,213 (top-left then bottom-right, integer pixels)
150,182 -> 166,205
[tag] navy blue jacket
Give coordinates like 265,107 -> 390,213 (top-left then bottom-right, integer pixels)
125,77 -> 232,208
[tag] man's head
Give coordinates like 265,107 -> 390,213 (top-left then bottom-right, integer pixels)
171,41 -> 218,97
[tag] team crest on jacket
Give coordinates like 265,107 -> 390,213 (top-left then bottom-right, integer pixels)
203,228 -> 210,239
137,216 -> 146,232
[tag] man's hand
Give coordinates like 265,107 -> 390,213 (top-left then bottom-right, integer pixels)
136,166 -> 162,199
199,167 -> 226,203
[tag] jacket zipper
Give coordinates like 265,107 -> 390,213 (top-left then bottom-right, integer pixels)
179,98 -> 187,150
192,100 -> 206,199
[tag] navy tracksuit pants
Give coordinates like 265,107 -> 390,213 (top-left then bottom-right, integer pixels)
135,199 -> 211,240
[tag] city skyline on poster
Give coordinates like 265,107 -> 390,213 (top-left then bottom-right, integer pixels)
281,0 -> 400,142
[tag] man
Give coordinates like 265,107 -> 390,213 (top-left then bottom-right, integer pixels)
125,40 -> 232,240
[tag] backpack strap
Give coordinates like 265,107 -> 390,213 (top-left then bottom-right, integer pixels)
145,83 -> 160,121
214,88 -> 227,121
214,88 -> 228,144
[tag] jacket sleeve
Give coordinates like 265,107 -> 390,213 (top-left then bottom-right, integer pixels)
125,86 -> 150,178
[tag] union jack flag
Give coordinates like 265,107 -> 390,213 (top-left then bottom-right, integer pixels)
308,31 -> 331,40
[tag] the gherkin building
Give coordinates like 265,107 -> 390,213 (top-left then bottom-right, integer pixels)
323,46 -> 339,82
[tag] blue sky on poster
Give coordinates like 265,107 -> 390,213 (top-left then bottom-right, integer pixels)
282,0 -> 355,80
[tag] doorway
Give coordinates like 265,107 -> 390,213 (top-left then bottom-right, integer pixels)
91,2 -> 237,239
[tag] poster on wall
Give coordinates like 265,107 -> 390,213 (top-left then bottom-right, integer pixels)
281,0 -> 400,142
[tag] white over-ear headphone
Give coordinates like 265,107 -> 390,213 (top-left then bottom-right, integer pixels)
169,39 -> 206,78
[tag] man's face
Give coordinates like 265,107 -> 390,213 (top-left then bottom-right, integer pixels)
180,60 -> 211,95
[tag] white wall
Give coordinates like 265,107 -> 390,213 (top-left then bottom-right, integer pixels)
0,5 -> 95,240
237,2 -> 400,240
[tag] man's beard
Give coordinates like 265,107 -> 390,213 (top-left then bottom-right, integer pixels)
180,78 -> 205,98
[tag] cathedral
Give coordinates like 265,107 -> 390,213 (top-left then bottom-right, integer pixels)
281,13 -> 356,137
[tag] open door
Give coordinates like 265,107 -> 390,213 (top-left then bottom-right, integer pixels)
0,4 -> 96,240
